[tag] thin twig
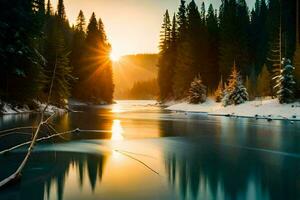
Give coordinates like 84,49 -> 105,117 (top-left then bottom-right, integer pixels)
44,123 -> 69,141
0,132 -> 33,139
115,149 -> 156,159
0,127 -> 112,155
0,126 -> 35,135
114,150 -> 160,176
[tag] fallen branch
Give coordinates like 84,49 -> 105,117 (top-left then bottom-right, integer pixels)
44,123 -> 69,141
0,53 -> 58,188
0,127 -> 112,155
0,113 -> 52,187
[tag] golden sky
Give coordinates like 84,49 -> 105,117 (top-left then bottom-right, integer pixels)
51,0 -> 254,57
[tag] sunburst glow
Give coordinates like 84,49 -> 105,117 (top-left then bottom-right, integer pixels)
110,51 -> 121,62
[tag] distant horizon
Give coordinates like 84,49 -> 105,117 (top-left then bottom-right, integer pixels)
51,0 -> 255,56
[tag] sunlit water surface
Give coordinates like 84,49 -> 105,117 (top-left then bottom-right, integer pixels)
0,100 -> 300,200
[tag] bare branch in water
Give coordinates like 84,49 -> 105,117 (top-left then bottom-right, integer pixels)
114,150 -> 160,176
0,127 -> 36,135
0,54 -> 59,188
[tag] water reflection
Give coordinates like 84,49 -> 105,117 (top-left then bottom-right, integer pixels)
111,120 -> 124,141
0,152 -> 107,200
161,116 -> 300,200
111,103 -> 123,113
1,101 -> 300,200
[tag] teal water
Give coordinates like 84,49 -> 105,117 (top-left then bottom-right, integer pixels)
0,100 -> 300,200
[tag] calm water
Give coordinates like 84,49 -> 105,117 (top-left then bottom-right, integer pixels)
0,100 -> 300,200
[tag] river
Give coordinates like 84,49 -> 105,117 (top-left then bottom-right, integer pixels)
0,100 -> 300,200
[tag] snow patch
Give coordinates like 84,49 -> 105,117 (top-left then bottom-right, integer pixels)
166,99 -> 222,113
166,98 -> 300,120
0,100 -> 66,115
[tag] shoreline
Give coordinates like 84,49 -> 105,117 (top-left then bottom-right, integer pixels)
166,98 -> 300,122
0,102 -> 67,115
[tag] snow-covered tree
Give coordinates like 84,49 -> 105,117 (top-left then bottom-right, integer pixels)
273,58 -> 296,104
215,77 -> 224,102
222,83 -> 231,106
188,75 -> 207,104
222,64 -> 248,106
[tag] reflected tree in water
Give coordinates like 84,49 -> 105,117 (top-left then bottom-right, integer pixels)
0,152 -> 107,200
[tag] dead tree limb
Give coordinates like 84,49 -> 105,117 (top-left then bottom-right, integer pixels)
0,54 -> 58,188
0,127 -> 112,155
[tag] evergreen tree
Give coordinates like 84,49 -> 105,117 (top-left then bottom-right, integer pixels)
223,63 -> 248,106
57,0 -> 66,20
98,18 -> 114,103
206,4 -> 220,89
267,0 -> 281,96
159,10 -> 171,51
43,16 -> 72,106
46,0 -> 53,16
187,1 -> 211,87
215,77 -> 224,102
177,0 -> 188,39
75,10 -> 86,32
71,10 -> 86,98
173,42 -> 194,98
158,10 -> 174,101
173,0 -> 193,99
257,64 -> 272,97
173,1 -> 212,98
274,58 -> 296,103
200,2 -> 206,25
249,0 -> 269,72
188,75 -> 207,104
79,13 -> 114,103
294,0 -> 300,97
0,0 -> 46,103
219,0 -> 251,78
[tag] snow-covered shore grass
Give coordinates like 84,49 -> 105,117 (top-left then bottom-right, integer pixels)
0,101 -> 66,115
166,98 -> 300,121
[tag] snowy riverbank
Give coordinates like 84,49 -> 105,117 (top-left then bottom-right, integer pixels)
166,98 -> 300,121
0,101 -> 66,115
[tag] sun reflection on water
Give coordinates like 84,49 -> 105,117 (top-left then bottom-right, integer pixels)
111,120 -> 124,141
111,104 -> 123,113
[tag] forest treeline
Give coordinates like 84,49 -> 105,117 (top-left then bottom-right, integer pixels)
158,0 -> 300,102
0,0 -> 114,107
114,54 -> 158,99
118,79 -> 158,100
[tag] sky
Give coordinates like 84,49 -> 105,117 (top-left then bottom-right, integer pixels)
51,0 -> 255,57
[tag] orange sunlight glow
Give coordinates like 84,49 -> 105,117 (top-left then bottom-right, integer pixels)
111,120 -> 124,141
110,50 -> 121,62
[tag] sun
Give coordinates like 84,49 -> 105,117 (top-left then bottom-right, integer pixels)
110,51 -> 121,62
